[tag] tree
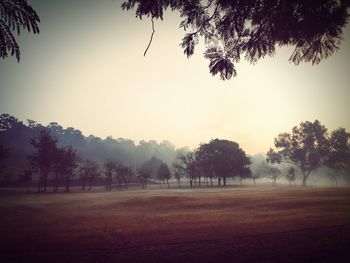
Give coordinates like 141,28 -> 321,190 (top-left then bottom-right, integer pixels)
173,170 -> 182,188
52,146 -> 65,192
0,144 -> 9,174
0,0 -> 40,61
197,139 -> 250,186
267,120 -> 329,186
286,167 -> 296,187
19,169 -> 32,192
237,166 -> 251,185
122,0 -> 350,80
104,160 -> 116,191
325,128 -> 350,185
174,151 -> 198,188
59,146 -> 79,192
115,163 -> 131,190
266,165 -> 281,186
29,130 -> 57,192
138,156 -> 163,189
158,162 -> 171,188
0,113 -> 23,132
79,159 -> 99,191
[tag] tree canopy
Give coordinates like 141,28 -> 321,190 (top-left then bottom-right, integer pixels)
197,139 -> 250,185
267,120 -> 350,186
122,0 -> 350,80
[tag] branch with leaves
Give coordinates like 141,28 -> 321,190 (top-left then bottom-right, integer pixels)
122,0 -> 350,80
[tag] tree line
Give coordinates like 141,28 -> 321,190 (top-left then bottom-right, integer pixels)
0,114 -> 349,191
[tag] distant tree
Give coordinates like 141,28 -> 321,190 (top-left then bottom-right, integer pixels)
29,130 -> 58,192
52,146 -> 65,192
137,156 -> 162,189
137,166 -> 151,189
174,151 -> 198,188
173,170 -> 182,188
0,144 -> 10,174
104,160 -> 116,191
80,159 -> 99,191
325,128 -> 350,185
158,162 -> 171,188
267,120 -> 329,186
26,119 -> 37,128
237,166 -> 252,185
59,146 -> 79,192
286,167 -> 296,187
115,163 -> 131,190
267,165 -> 282,186
250,160 -> 268,185
19,169 -> 32,192
197,139 -> 250,186
0,0 -> 40,61
122,0 -> 350,80
0,113 -> 23,132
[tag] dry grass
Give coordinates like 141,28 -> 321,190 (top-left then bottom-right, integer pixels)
0,186 -> 350,262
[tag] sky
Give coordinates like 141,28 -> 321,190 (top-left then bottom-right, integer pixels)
0,0 -> 350,155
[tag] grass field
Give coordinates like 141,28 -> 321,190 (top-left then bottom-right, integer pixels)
1,186 -> 350,262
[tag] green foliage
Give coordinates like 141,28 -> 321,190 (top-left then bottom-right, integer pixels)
122,0 -> 350,80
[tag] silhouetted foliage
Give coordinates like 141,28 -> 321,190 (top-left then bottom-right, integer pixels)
158,162 -> 171,188
197,139 -> 251,186
79,159 -> 100,191
0,114 -> 185,181
325,128 -> 350,185
138,156 -> 163,189
115,163 -> 132,190
104,159 -> 116,191
174,151 -> 198,188
267,120 -> 331,186
29,130 -> 58,192
59,146 -> 79,192
122,0 -> 350,80
0,0 -> 40,61
0,113 -> 23,131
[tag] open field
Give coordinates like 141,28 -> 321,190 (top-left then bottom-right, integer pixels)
0,186 -> 350,262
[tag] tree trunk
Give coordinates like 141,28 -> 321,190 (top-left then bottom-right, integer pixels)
167,179 -> 169,189
37,170 -> 42,192
302,171 -> 309,187
253,178 -> 256,185
88,178 -> 92,190
223,177 -> 227,186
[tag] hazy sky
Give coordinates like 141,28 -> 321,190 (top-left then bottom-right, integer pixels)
0,0 -> 349,154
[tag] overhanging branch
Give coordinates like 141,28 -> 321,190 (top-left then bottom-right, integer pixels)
144,17 -> 155,56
